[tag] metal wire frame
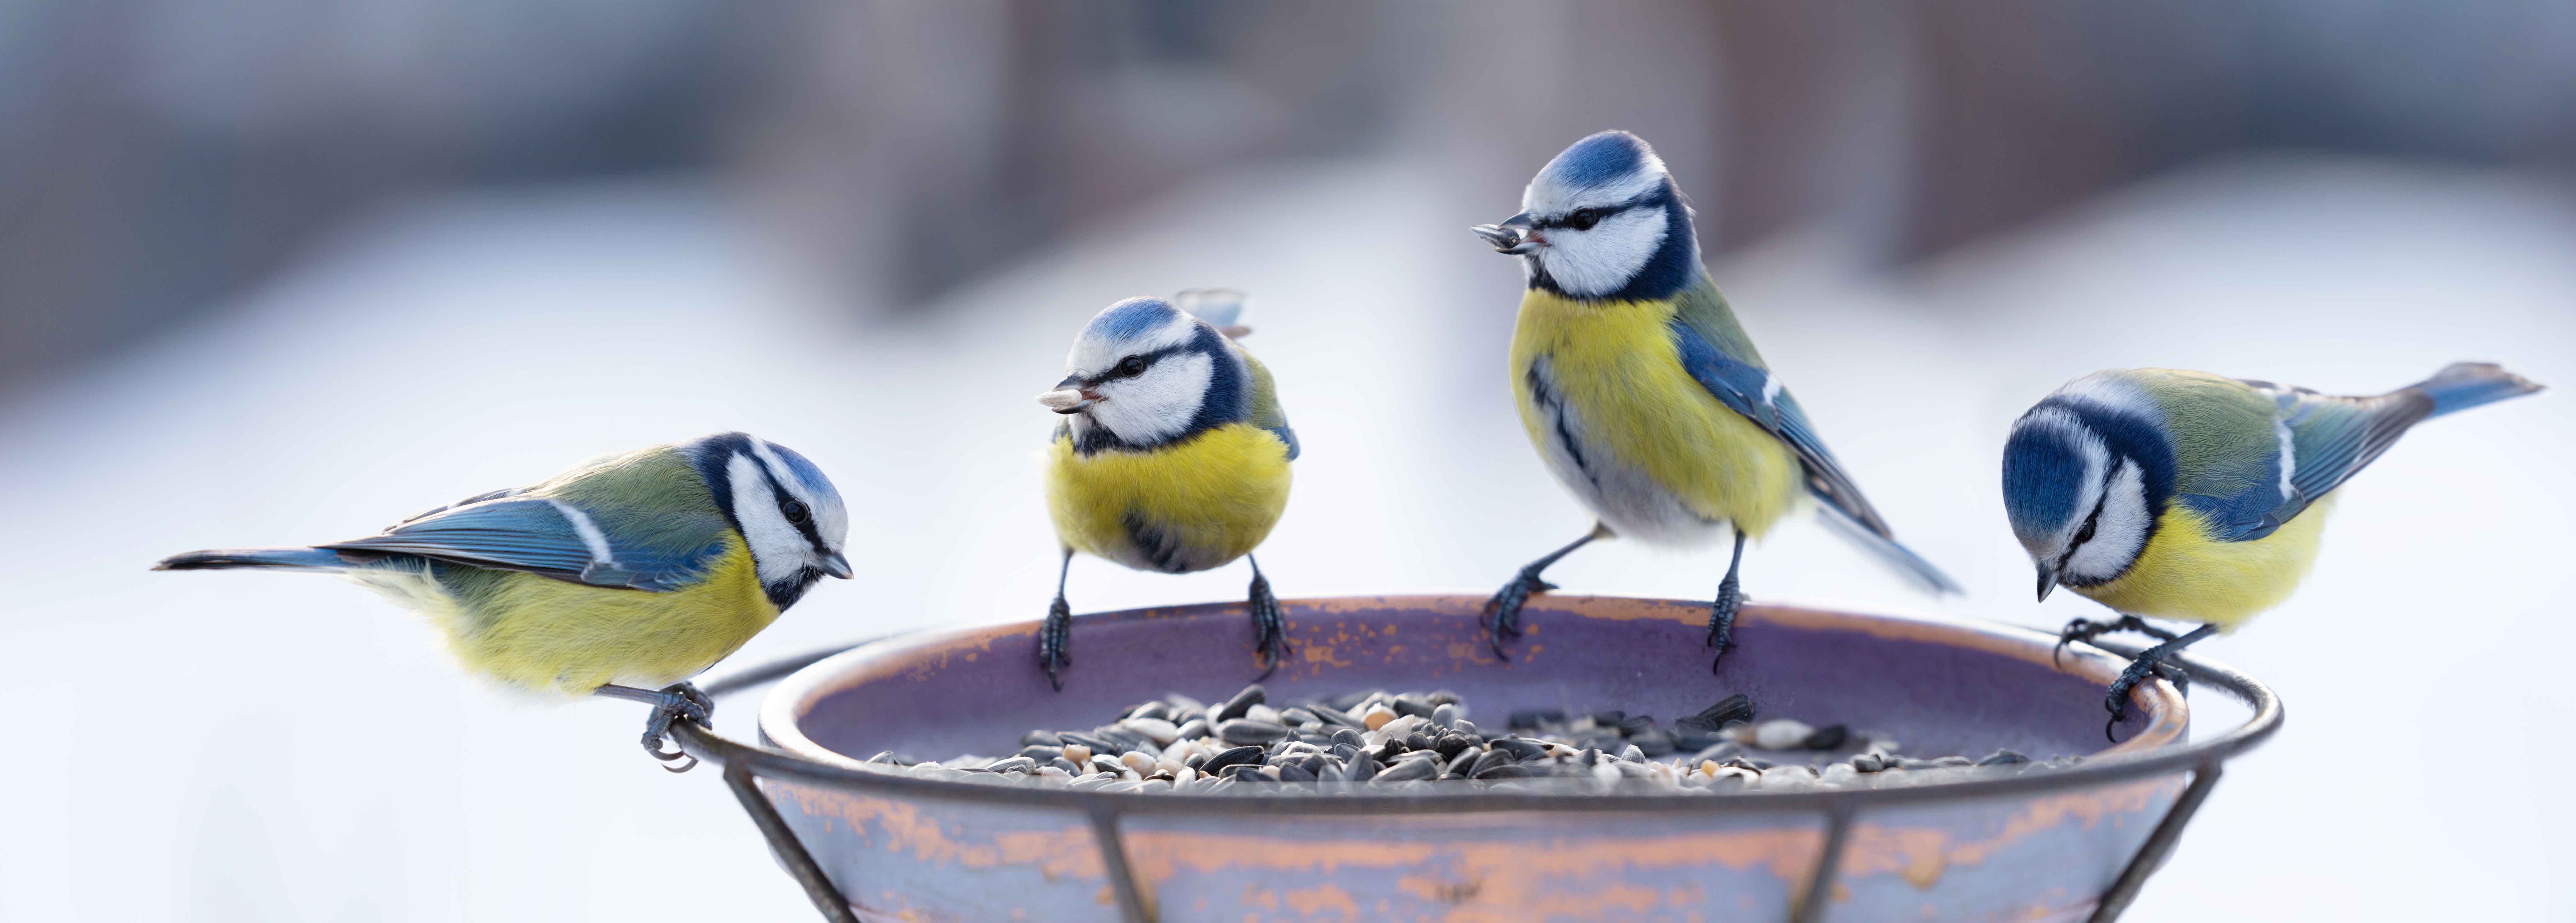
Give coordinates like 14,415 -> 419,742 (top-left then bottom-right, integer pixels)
672,637 -> 2280,923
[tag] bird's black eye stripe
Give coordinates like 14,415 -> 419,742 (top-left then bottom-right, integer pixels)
1539,201 -> 1640,231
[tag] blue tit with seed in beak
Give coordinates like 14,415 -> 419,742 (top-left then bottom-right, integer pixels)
155,432 -> 853,769
1469,130 -> 1960,672
1035,290 -> 1299,690
2006,362 -> 2542,730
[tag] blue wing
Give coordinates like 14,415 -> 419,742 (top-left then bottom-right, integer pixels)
324,497 -> 725,591
1667,320 -> 1885,535
2188,364 -> 2522,541
1666,319 -> 1960,593
1264,424 -> 1301,462
2185,377 -> 2439,542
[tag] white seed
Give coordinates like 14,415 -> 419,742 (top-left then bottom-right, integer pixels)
1246,704 -> 1282,724
1120,718 -> 1181,744
1753,719 -> 1814,750
1759,766 -> 1814,790
1061,744 -> 1091,764
1362,705 -> 1397,731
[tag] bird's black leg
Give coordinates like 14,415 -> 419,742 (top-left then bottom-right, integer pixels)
1038,548 -> 1074,692
1707,527 -> 1749,673
2053,614 -> 2180,668
2104,624 -> 2217,741
1483,526 -> 1604,660
594,682 -> 714,773
1246,554 -> 1291,680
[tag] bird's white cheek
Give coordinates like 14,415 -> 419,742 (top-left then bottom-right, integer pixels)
728,455 -> 807,585
1086,354 -> 1212,445
2066,461 -> 2152,583
1538,210 -> 1666,298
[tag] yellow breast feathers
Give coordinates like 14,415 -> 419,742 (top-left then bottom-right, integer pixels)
1509,289 -> 1801,538
1046,423 -> 1292,573
358,533 -> 777,696
2077,494 -> 2338,630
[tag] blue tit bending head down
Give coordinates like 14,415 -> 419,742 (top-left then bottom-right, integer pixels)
157,432 -> 853,703
1470,130 -> 1957,672
1034,292 -> 1298,688
2002,363 -> 2541,723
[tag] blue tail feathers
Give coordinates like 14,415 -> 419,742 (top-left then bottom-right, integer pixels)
154,547 -> 353,572
2410,362 -> 2543,418
1815,503 -> 1964,595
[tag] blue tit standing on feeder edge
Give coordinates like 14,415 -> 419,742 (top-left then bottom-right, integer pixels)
1468,131 -> 1961,671
1037,290 -> 1299,691
2004,363 -> 2542,733
155,432 -> 853,769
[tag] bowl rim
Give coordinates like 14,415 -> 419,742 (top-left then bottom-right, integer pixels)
678,594 -> 2275,815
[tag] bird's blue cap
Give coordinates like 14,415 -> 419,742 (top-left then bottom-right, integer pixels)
1538,130 -> 1656,190
2001,426 -> 2087,535
1086,297 -> 1182,345
761,441 -> 839,502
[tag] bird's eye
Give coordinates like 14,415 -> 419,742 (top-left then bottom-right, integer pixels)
2071,511 -> 2098,546
1117,356 -> 1148,377
780,498 -> 811,525
1566,208 -> 1604,231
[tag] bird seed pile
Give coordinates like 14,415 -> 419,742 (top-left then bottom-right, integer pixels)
864,684 -> 2075,795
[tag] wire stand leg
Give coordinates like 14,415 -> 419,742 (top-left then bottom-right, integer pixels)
722,761 -> 860,923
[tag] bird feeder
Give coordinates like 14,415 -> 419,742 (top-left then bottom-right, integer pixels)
671,595 -> 2277,922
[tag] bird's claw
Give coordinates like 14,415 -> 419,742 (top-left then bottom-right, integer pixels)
639,682 -> 712,773
1247,571 -> 1291,681
1038,596 -> 1073,692
2054,617 -> 2118,668
1706,576 -> 1743,673
2101,658 -> 2190,743
1481,568 -> 1556,661
2054,615 -> 2179,668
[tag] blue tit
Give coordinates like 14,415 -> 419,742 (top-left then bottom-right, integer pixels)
2004,363 -> 2542,726
1035,290 -> 1298,690
155,432 -> 853,767
1469,130 -> 1960,671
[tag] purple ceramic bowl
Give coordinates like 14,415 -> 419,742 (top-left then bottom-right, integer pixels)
744,595 -> 2232,922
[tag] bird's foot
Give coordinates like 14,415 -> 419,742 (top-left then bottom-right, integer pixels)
1706,575 -> 1743,674
2054,615 -> 2177,667
1247,571 -> 1291,681
1481,568 -> 1557,660
1038,595 -> 1073,692
638,682 -> 713,773
2101,657 -> 2190,742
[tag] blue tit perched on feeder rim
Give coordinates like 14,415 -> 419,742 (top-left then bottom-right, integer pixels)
154,432 -> 853,768
1469,130 -> 1960,671
1036,290 -> 1298,690
2004,363 -> 2543,729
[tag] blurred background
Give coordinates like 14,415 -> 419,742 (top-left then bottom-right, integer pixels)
4,1 -> 2572,919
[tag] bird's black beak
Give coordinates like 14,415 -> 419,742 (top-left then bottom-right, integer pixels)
1470,212 -> 1540,254
2036,567 -> 2060,602
820,552 -> 854,580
